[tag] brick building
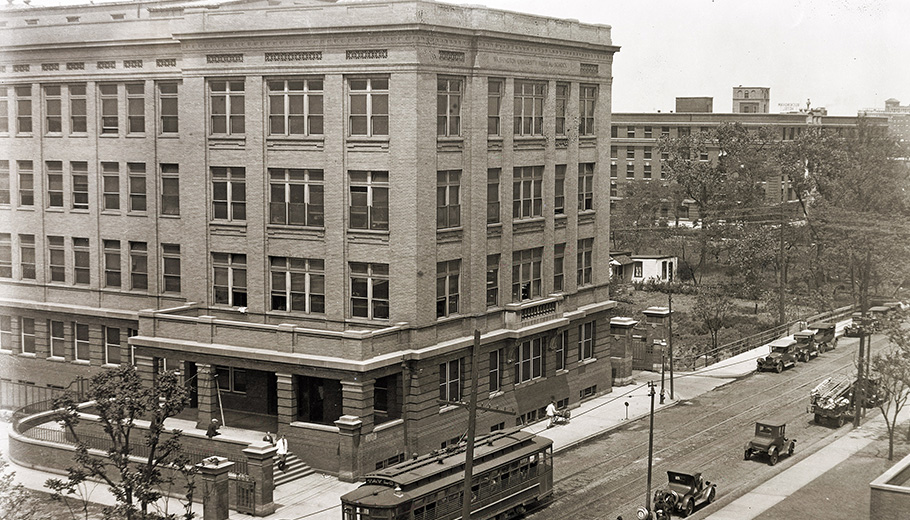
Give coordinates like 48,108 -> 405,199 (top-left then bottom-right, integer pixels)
733,86 -> 770,114
0,0 -> 619,478
860,98 -> 910,143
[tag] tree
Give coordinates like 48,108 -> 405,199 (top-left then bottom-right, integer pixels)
0,452 -> 38,520
872,311 -> 910,460
693,284 -> 734,355
46,365 -> 197,520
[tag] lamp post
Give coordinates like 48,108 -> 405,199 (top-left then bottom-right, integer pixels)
645,381 -> 656,513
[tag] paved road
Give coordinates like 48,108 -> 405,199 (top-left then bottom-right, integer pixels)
529,333 -> 886,520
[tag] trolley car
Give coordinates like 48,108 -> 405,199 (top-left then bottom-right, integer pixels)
341,428 -> 553,520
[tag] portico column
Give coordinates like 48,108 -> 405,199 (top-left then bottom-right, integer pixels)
276,373 -> 296,433
196,363 -> 217,430
134,354 -> 159,387
342,380 -> 374,433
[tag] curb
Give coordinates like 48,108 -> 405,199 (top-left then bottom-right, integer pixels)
554,397 -> 684,454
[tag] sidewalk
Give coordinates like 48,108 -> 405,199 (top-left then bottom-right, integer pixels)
1,320 -> 853,519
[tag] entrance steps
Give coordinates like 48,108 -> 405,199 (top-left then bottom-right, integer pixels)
274,454 -> 314,487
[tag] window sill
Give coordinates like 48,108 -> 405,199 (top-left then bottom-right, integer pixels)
15,207 -> 35,211
580,357 -> 597,365
347,228 -> 389,237
67,133 -> 88,138
70,209 -> 90,214
488,390 -> 504,399
15,133 -> 34,138
44,133 -> 62,138
127,212 -> 148,217
555,368 -> 569,375
438,405 -> 459,414
436,225 -> 463,233
512,216 -> 545,224
19,352 -> 36,358
289,421 -> 340,433
47,356 -> 65,362
267,224 -> 325,232
72,359 -> 91,366
159,214 -> 181,219
514,378 -> 545,390
346,316 -> 391,326
266,135 -> 324,142
46,208 -> 64,213
0,349 -> 11,355
102,363 -> 120,368
157,133 -> 180,139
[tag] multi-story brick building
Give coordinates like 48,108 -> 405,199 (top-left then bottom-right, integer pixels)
860,98 -> 910,143
0,0 -> 619,478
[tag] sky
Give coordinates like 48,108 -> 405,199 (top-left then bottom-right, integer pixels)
447,0 -> 910,115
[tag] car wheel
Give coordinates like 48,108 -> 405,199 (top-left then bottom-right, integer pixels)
814,414 -> 822,424
769,448 -> 779,466
837,415 -> 845,428
788,442 -> 795,457
706,487 -> 716,504
744,449 -> 751,460
776,362 -> 783,373
683,500 -> 694,517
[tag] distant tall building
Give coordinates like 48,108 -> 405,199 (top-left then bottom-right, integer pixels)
860,98 -> 910,142
675,97 -> 713,113
732,86 -> 770,113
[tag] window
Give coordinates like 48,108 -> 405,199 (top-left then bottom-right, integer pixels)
661,126 -> 670,137
555,329 -> 568,371
20,318 -> 35,354
1,316 -> 13,351
436,170 -> 461,229
73,237 -> 90,285
626,126 -> 635,138
349,170 -> 388,231
44,85 -> 62,133
15,86 -> 32,134
99,84 -> 118,134
126,83 -> 144,133
74,323 -> 89,361
0,161 -> 8,204
69,84 -> 86,133
644,164 -> 652,179
128,163 -> 146,212
162,244 -> 181,293
515,337 -> 543,383
488,79 -> 502,135
610,163 -> 617,179
436,259 -> 460,318
211,166 -> 246,221
0,88 -> 7,133
487,168 -> 500,224
19,235 -> 35,280
0,234 -> 10,277
160,164 -> 179,216
633,261 -> 643,278
437,78 -> 461,137
104,327 -> 120,365
611,146 -> 618,160
610,181 -> 617,198
102,162 -> 120,211
348,77 -> 388,136
45,161 -> 63,208
626,148 -> 635,160
579,85 -> 596,136
49,320 -> 65,358
157,82 -> 178,134
661,150 -> 669,162
209,80 -> 245,135
270,256 -> 325,313
512,248 -> 542,301
439,358 -> 461,403
578,163 -> 594,211
16,161 -> 35,206
129,241 -> 147,290
103,240 -> 120,287
268,78 -> 323,136
700,150 -> 709,162
71,161 -> 88,210
577,238 -> 593,287
48,236 -> 65,283
486,254 -> 499,307
512,165 -> 543,219
644,126 -> 652,138
678,127 -> 690,137
513,81 -> 545,136
626,163 -> 635,179
644,146 -> 652,160
489,349 -> 503,393
555,83 -> 568,135
611,126 -> 618,138
579,321 -> 595,361
269,168 -> 324,226
350,262 -> 389,319
553,243 -> 565,292
554,165 -> 566,215
212,253 -> 247,307
215,366 -> 247,394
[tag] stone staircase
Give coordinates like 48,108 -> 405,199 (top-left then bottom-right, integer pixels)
274,453 -> 314,487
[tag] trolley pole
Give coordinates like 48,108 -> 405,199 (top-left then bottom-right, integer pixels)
668,290 -> 674,400
645,381 -> 656,513
461,328 -> 481,520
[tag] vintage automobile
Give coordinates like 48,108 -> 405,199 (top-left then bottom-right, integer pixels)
808,321 -> 838,352
745,420 -> 795,466
757,338 -> 799,373
652,470 -> 717,518
792,329 -> 820,361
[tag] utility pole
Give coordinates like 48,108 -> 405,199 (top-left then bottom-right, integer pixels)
645,381 -> 656,513
668,290 -> 674,400
778,203 -> 786,326
461,329 -> 480,520
853,251 -> 871,428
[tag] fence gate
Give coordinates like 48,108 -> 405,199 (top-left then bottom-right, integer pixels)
631,335 -> 653,370
233,475 -> 256,514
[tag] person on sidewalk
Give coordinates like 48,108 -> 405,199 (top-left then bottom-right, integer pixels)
276,434 -> 289,471
546,397 -> 557,428
205,418 -> 221,439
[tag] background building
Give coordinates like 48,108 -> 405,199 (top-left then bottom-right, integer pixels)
733,86 -> 770,113
860,98 -> 910,143
0,0 -> 619,479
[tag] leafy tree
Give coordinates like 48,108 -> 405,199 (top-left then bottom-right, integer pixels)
871,311 -> 910,460
693,284 -> 734,355
0,452 -> 37,520
46,365 -> 197,520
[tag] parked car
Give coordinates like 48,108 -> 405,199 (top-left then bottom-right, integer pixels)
745,420 -> 795,466
792,329 -> 820,361
757,338 -> 799,373
652,470 -> 717,518
808,322 -> 838,352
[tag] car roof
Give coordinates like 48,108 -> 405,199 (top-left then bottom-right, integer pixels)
667,470 -> 700,478
795,329 -> 816,336
757,419 -> 786,427
809,321 -> 835,328
769,338 -> 796,347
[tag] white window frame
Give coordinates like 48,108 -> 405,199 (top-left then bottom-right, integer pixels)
212,253 -> 247,307
350,262 -> 389,320
516,337 -> 543,384
348,77 -> 388,137
104,326 -> 121,365
439,358 -> 462,403
436,259 -> 460,318
269,256 -> 325,314
579,321 -> 595,361
49,320 -> 65,358
268,168 -> 324,227
209,80 -> 245,136
20,317 -> 35,355
267,78 -> 324,137
437,77 -> 462,137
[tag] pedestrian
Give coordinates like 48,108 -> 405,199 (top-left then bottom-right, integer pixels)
262,431 -> 275,445
205,418 -> 221,439
546,397 -> 557,428
276,434 -> 289,471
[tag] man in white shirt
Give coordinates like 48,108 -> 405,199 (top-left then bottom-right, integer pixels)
546,398 -> 557,428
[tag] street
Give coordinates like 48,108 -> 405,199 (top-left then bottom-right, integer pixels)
530,333 -> 887,520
